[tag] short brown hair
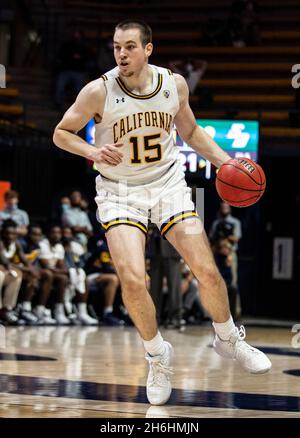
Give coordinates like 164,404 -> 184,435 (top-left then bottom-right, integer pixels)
115,19 -> 152,47
4,190 -> 19,200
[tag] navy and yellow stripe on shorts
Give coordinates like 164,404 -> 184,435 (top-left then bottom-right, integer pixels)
101,217 -> 148,236
160,210 -> 199,238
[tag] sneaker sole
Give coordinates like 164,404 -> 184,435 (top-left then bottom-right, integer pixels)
248,364 -> 272,374
147,387 -> 172,406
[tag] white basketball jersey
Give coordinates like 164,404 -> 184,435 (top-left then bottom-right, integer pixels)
94,64 -> 181,185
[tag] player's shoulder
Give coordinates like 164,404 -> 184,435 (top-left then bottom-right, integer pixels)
152,64 -> 174,77
81,77 -> 106,100
171,73 -> 189,105
100,66 -> 119,82
172,73 -> 188,92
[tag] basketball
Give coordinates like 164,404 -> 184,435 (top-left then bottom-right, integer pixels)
216,158 -> 266,207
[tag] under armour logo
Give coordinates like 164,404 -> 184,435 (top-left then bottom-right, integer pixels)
163,90 -> 170,98
116,97 -> 125,103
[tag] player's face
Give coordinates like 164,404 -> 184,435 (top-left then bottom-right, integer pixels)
113,28 -> 152,77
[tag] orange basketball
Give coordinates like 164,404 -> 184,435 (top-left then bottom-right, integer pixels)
215,158 -> 266,207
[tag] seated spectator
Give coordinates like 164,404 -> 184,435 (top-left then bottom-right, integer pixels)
62,191 -> 93,249
0,190 -> 29,237
62,233 -> 98,325
20,225 -> 56,325
85,237 -> 123,326
0,219 -> 40,324
0,253 -> 22,325
39,225 -> 70,324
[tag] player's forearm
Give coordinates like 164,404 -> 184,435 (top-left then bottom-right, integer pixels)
53,128 -> 96,160
188,125 -> 230,168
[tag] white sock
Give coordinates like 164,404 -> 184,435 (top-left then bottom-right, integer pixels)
143,331 -> 166,356
64,301 -> 73,315
22,301 -> 32,312
78,302 -> 87,316
55,303 -> 65,315
213,316 -> 236,340
104,306 -> 113,314
35,305 -> 45,318
120,305 -> 128,315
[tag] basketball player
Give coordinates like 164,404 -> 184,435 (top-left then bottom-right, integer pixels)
53,20 -> 271,405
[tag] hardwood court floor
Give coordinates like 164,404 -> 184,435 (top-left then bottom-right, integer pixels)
0,325 -> 300,418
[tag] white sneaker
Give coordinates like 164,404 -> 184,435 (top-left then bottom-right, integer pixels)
145,341 -> 174,405
34,308 -> 56,325
213,325 -> 272,374
54,311 -> 70,325
78,313 -> 99,326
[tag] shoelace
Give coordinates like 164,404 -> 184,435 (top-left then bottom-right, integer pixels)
232,325 -> 259,354
146,356 -> 173,387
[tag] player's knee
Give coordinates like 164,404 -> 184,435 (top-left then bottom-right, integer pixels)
121,273 -> 146,295
199,264 -> 223,289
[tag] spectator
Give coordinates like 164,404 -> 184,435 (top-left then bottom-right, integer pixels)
0,190 -> 29,236
0,228 -> 23,324
80,197 -> 99,235
61,196 -> 71,213
0,220 -> 25,324
213,238 -> 238,319
169,59 -> 207,95
0,220 -> 41,325
210,201 -> 242,287
85,237 -> 123,326
147,225 -> 182,328
181,263 -> 204,324
20,225 -> 56,325
39,225 -> 70,324
210,201 -> 242,317
62,232 -> 98,325
61,191 -> 93,248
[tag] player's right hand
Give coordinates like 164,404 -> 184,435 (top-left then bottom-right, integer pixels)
88,143 -> 124,166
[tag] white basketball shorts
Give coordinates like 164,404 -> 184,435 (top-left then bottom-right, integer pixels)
95,162 -> 199,238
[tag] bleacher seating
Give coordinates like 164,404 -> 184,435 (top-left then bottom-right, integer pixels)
2,0 -> 299,144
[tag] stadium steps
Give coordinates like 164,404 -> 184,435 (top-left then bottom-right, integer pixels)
0,88 -> 19,97
213,94 -> 294,105
7,67 -> 59,131
199,79 -> 290,87
0,103 -> 24,117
